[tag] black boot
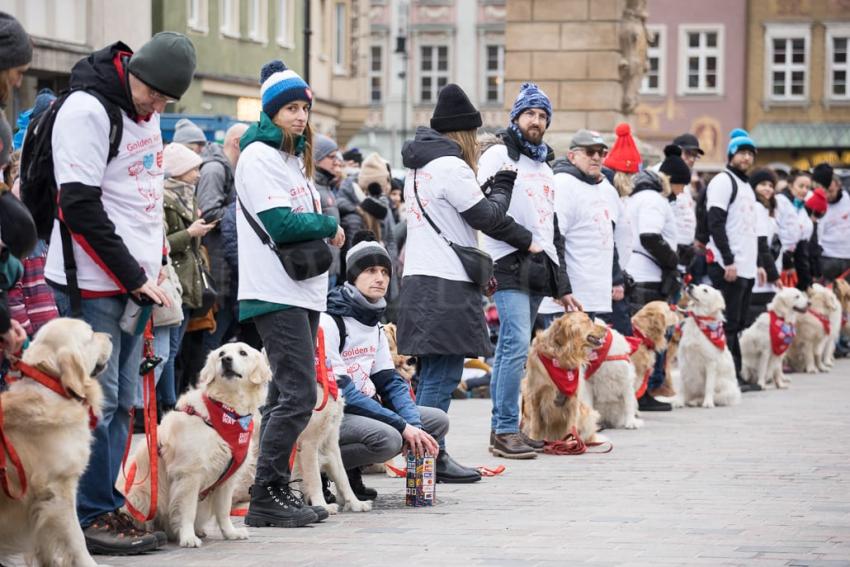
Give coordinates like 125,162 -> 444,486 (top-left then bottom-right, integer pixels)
738,379 -> 761,392
638,393 -> 672,411
346,468 -> 378,501
244,482 -> 318,528
436,450 -> 481,483
321,473 -> 336,504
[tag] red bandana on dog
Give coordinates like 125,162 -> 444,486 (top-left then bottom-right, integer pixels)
584,329 -> 632,380
808,308 -> 831,336
769,311 -> 796,355
180,394 -> 254,500
538,353 -> 579,398
628,326 -> 655,353
688,312 -> 726,350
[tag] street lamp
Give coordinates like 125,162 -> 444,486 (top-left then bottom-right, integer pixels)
395,33 -> 408,143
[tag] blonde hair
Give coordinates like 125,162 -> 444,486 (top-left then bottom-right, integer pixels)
281,121 -> 315,179
444,129 -> 480,174
613,171 -> 634,197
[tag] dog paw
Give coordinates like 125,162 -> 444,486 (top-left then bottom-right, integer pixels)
344,499 -> 373,513
775,381 -> 788,389
179,533 -> 204,548
223,527 -> 249,540
685,399 -> 700,407
324,503 -> 340,515
701,400 -> 715,409
625,418 -> 643,429
194,528 -> 207,539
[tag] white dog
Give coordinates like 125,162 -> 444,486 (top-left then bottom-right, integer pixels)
740,287 -> 809,389
787,284 -> 842,373
582,325 -> 642,430
676,284 -> 741,408
122,343 -> 270,548
1,318 -> 110,567
291,377 -> 372,514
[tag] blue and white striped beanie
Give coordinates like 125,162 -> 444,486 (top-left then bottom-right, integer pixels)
259,60 -> 312,119
509,82 -> 552,127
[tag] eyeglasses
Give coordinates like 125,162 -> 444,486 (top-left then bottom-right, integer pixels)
147,85 -> 176,105
577,147 -> 608,159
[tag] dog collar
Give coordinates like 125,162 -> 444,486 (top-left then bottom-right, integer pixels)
537,352 -> 580,398
807,308 -> 831,336
628,326 -> 656,353
768,311 -> 796,355
11,361 -> 98,430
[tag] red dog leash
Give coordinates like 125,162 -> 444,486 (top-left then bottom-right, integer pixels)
543,427 -> 613,456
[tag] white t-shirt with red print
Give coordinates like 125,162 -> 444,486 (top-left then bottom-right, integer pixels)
625,189 -> 679,283
477,144 -> 558,265
320,313 -> 394,398
46,91 -> 165,292
402,155 -> 484,283
818,190 -> 850,259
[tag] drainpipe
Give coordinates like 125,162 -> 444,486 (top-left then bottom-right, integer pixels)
303,0 -> 311,84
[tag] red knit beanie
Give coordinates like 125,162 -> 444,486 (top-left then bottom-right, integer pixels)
805,187 -> 828,215
603,123 -> 641,174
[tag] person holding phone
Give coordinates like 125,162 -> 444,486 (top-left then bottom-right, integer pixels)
160,142 -> 214,410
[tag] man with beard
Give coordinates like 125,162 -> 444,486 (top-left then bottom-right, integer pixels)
478,82 -> 580,459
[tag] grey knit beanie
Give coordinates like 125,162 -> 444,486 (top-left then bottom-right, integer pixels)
313,134 -> 338,163
345,232 -> 392,284
172,118 -> 206,145
0,11 -> 32,71
0,113 -> 12,168
128,32 -> 196,99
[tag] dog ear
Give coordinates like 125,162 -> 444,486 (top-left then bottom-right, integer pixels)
56,345 -> 91,400
249,354 -> 272,385
198,353 -> 219,387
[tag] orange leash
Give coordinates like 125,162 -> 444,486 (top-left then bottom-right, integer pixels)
314,327 -> 330,412
121,321 -> 159,523
543,427 -> 613,456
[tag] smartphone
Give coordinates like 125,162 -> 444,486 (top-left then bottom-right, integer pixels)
202,211 -> 222,224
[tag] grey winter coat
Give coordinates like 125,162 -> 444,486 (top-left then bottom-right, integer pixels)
314,167 -> 342,280
197,143 -> 235,300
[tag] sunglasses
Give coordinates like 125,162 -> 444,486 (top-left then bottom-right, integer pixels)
577,147 -> 608,159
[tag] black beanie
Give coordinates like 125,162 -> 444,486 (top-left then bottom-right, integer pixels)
128,32 -> 197,100
659,144 -> 691,185
345,231 -> 392,284
0,11 -> 32,71
811,162 -> 834,189
749,167 -> 777,190
430,84 -> 482,133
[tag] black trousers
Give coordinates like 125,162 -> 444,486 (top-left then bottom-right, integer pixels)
707,264 -> 754,378
821,256 -> 850,282
253,307 -> 319,485
746,291 -> 775,329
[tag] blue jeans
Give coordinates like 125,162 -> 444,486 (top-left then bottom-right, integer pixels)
159,307 -> 190,406
416,354 -> 465,450
53,289 -> 144,527
490,290 -> 543,434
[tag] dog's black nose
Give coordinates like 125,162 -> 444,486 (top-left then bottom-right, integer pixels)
222,355 -> 233,367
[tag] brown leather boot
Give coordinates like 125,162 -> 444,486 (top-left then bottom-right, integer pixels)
519,431 -> 545,453
491,433 -> 538,459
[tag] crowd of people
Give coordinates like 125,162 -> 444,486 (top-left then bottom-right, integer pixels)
2,12 -> 850,558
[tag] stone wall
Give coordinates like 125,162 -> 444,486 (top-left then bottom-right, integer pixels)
505,0 -> 627,151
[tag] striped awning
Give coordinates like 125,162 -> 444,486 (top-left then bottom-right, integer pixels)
750,123 -> 850,149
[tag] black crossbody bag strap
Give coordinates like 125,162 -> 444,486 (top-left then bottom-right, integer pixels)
412,169 -> 454,249
236,194 -> 279,253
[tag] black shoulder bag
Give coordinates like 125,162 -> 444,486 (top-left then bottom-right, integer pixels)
412,169 -> 494,292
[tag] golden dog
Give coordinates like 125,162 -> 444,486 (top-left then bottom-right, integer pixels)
1,318 -> 110,567
630,301 -> 678,400
520,312 -> 608,444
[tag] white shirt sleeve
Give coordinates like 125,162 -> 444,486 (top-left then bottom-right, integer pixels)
319,314 -> 347,377
241,145 -> 295,214
705,173 -> 734,212
477,145 -> 503,186
444,162 -> 485,214
372,326 -> 395,374
52,93 -> 111,186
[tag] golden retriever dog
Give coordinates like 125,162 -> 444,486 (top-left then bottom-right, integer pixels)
740,287 -> 809,389
675,284 -> 741,408
290,379 -> 373,515
834,279 -> 850,337
787,284 -> 842,373
520,312 -> 608,444
122,343 -> 270,548
630,301 -> 679,401
582,325 -> 642,430
1,318 -> 110,567
382,322 -> 416,383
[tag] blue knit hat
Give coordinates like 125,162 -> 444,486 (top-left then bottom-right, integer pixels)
727,128 -> 756,158
510,82 -> 552,127
259,60 -> 312,119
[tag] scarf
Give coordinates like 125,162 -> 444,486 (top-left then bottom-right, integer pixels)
239,111 -> 306,156
326,282 -> 386,327
689,312 -> 726,350
508,123 -> 549,163
537,352 -> 579,397
583,328 -> 630,380
769,311 -> 796,355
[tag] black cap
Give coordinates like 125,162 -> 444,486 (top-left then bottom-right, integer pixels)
659,144 -> 691,185
128,32 -> 197,100
672,133 -> 704,156
430,84 -> 482,133
342,148 -> 363,165
811,162 -> 834,189
749,168 -> 778,190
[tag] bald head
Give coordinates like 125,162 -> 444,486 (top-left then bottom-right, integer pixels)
223,122 -> 249,165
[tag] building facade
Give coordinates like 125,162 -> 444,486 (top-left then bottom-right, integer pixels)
635,0 -> 748,170
746,0 -> 850,170
1,0 -> 151,121
348,0 -> 507,168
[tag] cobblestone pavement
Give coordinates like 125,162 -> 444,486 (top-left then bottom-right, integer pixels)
20,362 -> 850,566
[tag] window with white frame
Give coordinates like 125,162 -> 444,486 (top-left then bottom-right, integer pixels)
370,45 -> 383,104
188,0 -> 209,33
277,0 -> 294,47
334,3 -> 347,71
826,24 -> 850,101
764,24 -> 810,102
248,0 -> 267,42
219,0 -> 239,37
419,45 -> 449,103
641,25 -> 665,95
678,25 -> 724,95
484,44 -> 504,104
